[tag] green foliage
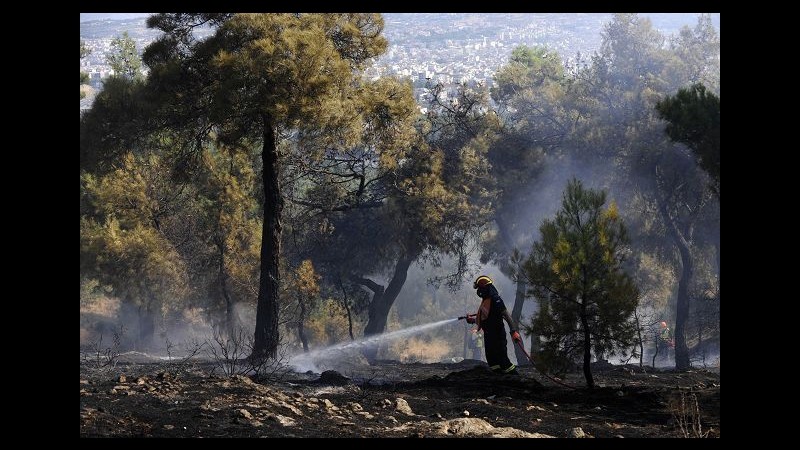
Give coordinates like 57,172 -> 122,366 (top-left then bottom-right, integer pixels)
139,13 -> 392,358
107,32 -> 143,80
523,179 -> 639,387
656,83 -> 720,195
80,40 -> 91,98
492,45 -> 565,104
81,152 -> 191,345
670,14 -> 720,90
305,298 -> 354,346
546,14 -> 720,371
481,44 -> 573,274
79,76 -> 151,174
194,147 -> 262,325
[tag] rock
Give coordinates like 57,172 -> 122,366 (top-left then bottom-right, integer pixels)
436,418 -> 554,438
238,409 -> 253,420
462,410 -> 470,417
348,402 -> 363,412
386,415 -> 398,424
117,374 -> 127,383
279,401 -> 303,416
80,379 -> 89,385
395,398 -> 414,416
475,399 -> 490,405
266,414 -> 296,427
616,391 -> 625,397
355,411 -> 375,420
569,427 -> 586,438
615,434 -> 625,438
232,374 -> 255,385
526,405 -> 546,412
322,398 -> 338,410
163,424 -> 174,430
318,370 -> 350,386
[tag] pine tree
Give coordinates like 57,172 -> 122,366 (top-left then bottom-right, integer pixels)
523,179 -> 639,388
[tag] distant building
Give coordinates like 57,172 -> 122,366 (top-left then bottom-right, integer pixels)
80,93 -> 96,116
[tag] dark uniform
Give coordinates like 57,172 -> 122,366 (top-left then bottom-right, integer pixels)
476,284 -> 516,373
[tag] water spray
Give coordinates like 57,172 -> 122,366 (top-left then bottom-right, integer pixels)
289,318 -> 460,372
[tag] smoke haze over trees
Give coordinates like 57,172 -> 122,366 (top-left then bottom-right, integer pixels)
80,13 -> 719,373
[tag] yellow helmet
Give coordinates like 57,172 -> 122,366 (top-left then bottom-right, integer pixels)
473,275 -> 493,289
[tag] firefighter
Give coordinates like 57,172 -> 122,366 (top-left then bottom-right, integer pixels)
466,275 -> 521,375
656,321 -> 674,362
469,328 -> 484,361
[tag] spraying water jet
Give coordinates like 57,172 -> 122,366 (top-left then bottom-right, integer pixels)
289,318 -> 460,373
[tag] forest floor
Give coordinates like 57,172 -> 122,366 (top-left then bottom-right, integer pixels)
80,354 -> 719,438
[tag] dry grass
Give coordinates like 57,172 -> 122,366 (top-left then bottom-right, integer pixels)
80,296 -> 120,318
391,337 -> 451,363
669,391 -> 710,438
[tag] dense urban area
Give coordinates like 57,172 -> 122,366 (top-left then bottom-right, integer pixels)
81,13 -> 718,111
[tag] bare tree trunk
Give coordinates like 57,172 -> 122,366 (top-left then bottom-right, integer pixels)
655,183 -> 697,372
697,324 -> 703,366
338,280 -> 355,341
344,299 -> 354,341
673,238 -> 693,370
298,299 -> 309,352
358,255 -> 414,363
511,280 -> 529,366
252,116 -> 282,359
216,240 -> 236,341
580,303 -> 594,388
138,302 -> 156,350
652,332 -> 659,368
634,309 -> 644,369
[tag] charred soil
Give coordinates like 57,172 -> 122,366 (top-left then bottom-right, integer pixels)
80,357 -> 719,438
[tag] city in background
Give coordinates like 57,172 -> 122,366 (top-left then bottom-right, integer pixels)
80,13 -> 720,112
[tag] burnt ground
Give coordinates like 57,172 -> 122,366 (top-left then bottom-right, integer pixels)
80,355 -> 719,438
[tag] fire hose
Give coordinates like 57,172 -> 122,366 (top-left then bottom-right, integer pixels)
457,315 -> 578,389
513,339 -> 578,390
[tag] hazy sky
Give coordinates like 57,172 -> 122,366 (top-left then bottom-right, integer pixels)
80,13 -> 151,22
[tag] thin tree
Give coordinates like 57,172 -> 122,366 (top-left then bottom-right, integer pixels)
522,179 -> 639,388
107,32 -> 143,80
